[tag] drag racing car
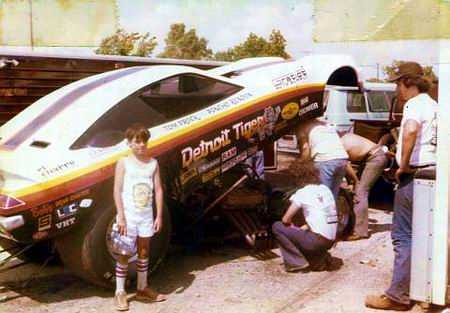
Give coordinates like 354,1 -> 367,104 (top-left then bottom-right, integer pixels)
0,54 -> 359,286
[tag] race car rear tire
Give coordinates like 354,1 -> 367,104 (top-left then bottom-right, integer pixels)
55,204 -> 171,288
336,187 -> 355,239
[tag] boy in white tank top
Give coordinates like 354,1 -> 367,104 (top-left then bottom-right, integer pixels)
113,124 -> 167,311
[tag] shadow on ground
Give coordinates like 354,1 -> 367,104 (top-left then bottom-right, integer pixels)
0,242 -> 271,305
369,222 -> 392,235
152,243 -> 278,295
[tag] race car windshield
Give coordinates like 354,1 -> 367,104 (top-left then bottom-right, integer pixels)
71,73 -> 242,149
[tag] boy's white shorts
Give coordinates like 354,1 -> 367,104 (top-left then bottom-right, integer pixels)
124,217 -> 154,238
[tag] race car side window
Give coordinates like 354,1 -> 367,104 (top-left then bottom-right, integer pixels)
70,73 -> 242,149
139,74 -> 242,120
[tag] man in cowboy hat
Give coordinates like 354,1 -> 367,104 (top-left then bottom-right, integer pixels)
365,62 -> 438,311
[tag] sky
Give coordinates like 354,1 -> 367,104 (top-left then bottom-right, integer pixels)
116,0 -> 446,79
1,0 -> 447,80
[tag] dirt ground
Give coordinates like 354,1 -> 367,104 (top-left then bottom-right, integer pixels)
0,153 -> 446,313
0,209 -> 431,313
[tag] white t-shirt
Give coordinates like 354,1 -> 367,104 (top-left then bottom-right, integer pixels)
309,124 -> 348,162
289,184 -> 337,240
396,93 -> 438,167
122,156 -> 157,221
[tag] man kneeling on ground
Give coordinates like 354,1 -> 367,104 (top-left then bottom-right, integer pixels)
272,159 -> 337,273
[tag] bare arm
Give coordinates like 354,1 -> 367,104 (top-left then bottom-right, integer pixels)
399,120 -> 419,168
153,162 -> 164,232
395,120 -> 419,182
113,159 -> 126,235
282,202 -> 302,226
295,128 -> 311,161
345,163 -> 359,185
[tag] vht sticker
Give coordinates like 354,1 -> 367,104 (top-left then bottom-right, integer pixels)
56,217 -> 76,229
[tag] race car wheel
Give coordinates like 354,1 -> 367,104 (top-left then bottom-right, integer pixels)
55,204 -> 171,288
336,187 -> 355,239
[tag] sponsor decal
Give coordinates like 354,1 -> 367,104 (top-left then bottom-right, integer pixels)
281,102 -> 300,120
197,157 -> 221,174
222,151 -> 248,173
88,145 -> 121,158
182,129 -> 232,169
56,217 -> 76,229
56,198 -> 92,220
0,194 -> 24,210
201,167 -> 221,183
54,190 -> 90,208
37,160 -> 76,177
31,203 -> 54,218
258,106 -> 281,140
56,203 -> 78,220
221,147 -> 237,162
38,214 -> 52,231
298,102 -> 319,117
233,116 -> 266,141
80,199 -> 93,208
180,167 -> 198,185
31,189 -> 91,218
181,113 -> 267,169
206,92 -> 253,115
272,67 -> 308,90
32,231 -> 49,240
162,115 -> 202,131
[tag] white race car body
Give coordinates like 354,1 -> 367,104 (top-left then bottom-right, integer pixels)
0,54 -> 358,242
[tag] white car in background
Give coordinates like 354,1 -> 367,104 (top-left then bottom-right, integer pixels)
321,81 -> 396,134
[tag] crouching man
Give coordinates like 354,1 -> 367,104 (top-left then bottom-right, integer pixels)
272,159 -> 337,272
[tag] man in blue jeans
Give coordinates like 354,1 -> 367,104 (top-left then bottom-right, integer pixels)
295,118 -> 348,202
365,62 -> 438,310
340,133 -> 390,241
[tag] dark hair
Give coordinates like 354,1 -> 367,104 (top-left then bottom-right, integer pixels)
125,123 -> 150,143
400,75 -> 431,93
287,159 -> 321,188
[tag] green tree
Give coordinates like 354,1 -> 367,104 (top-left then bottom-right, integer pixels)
95,28 -> 157,57
158,23 -> 213,60
266,30 -> 290,59
214,29 -> 290,61
383,60 -> 438,83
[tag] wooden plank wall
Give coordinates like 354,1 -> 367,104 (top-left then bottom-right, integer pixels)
0,54 -> 221,125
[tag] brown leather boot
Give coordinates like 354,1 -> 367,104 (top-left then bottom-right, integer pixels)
345,233 -> 369,241
365,294 -> 411,311
136,287 -> 167,302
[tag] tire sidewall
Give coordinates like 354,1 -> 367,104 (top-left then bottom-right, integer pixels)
336,188 -> 355,239
82,204 -> 171,287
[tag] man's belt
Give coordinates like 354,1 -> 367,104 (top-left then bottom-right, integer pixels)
410,163 -> 435,169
